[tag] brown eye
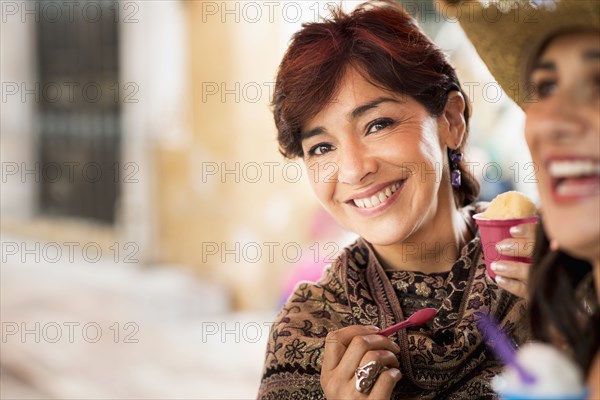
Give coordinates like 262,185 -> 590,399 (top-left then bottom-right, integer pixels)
534,80 -> 557,99
308,143 -> 333,156
366,118 -> 394,135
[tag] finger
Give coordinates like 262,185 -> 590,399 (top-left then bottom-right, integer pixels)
491,261 -> 530,282
322,325 -> 380,372
496,238 -> 536,258
495,275 -> 528,298
368,368 -> 402,399
509,222 -> 537,238
337,335 -> 400,378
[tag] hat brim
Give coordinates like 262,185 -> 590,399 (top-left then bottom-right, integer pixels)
440,0 -> 600,109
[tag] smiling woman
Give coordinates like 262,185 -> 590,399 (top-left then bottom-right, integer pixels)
440,0 -> 600,398
525,31 -> 600,398
257,1 -> 529,399
300,70 -> 471,267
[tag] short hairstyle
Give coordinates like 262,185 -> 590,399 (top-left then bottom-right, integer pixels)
272,0 -> 479,206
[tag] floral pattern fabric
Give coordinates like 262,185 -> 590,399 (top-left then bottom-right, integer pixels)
257,205 -> 529,400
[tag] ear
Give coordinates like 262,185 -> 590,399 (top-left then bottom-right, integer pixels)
440,91 -> 466,149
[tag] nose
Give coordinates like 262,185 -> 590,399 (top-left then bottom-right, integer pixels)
336,138 -> 377,185
527,89 -> 587,145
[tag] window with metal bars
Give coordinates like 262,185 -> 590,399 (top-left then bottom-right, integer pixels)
36,0 -> 121,223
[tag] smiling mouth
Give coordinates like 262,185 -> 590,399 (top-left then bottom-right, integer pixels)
350,180 -> 404,209
548,158 -> 600,201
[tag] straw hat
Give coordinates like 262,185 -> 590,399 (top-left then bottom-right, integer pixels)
437,0 -> 600,109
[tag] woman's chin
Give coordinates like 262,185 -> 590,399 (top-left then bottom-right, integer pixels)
544,203 -> 599,255
548,228 -> 600,263
356,229 -> 409,247
560,239 -> 600,264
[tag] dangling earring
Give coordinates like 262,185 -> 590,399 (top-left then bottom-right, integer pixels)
449,148 -> 462,189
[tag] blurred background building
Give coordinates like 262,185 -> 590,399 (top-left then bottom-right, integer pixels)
1,0 -> 537,398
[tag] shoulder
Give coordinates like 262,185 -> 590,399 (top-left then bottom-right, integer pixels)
258,264 -> 351,399
275,248 -> 359,325
261,238 -> 374,369
261,260 -> 354,370
283,246 -> 352,308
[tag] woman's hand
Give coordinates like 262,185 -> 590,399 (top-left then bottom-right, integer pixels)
492,223 -> 537,298
321,325 -> 402,399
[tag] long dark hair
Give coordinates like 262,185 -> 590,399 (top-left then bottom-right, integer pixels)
272,0 -> 479,207
529,221 -> 600,372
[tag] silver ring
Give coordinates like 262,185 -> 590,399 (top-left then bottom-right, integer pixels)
355,360 -> 383,394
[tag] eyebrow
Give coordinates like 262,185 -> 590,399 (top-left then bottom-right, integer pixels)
351,97 -> 400,119
300,97 -> 400,141
532,48 -> 600,73
583,49 -> 600,61
300,126 -> 325,141
531,60 -> 555,73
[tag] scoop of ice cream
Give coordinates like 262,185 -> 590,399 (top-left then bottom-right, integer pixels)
481,191 -> 537,219
492,342 -> 586,398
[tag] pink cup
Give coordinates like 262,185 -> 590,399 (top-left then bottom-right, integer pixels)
473,214 -> 539,280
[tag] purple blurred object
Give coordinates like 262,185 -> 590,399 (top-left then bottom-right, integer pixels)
475,312 -> 536,385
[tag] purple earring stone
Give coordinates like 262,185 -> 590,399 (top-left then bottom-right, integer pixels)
451,169 -> 462,188
450,150 -> 463,189
450,152 -> 463,164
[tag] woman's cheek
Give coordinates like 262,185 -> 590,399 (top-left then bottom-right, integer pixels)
305,162 -> 319,189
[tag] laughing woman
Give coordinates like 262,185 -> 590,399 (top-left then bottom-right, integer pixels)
257,2 -> 528,399
445,0 -> 600,397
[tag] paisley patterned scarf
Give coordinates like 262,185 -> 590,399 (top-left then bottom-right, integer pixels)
258,207 -> 529,399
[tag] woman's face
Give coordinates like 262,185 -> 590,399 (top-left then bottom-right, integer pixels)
525,32 -> 600,261
300,68 -> 460,246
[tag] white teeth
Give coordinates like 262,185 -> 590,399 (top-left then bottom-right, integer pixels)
351,181 -> 402,209
353,198 -> 365,208
549,160 -> 600,178
370,195 -> 380,207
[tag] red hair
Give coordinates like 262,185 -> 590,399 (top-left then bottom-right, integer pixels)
272,0 -> 479,206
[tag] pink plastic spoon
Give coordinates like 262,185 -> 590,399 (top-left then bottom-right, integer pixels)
378,308 -> 438,337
